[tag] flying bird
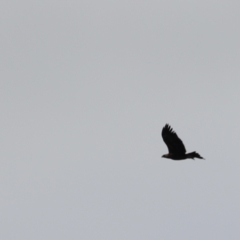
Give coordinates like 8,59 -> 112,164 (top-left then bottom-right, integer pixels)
162,124 -> 204,160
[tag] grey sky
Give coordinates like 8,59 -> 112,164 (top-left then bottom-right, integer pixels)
1,1 -> 240,239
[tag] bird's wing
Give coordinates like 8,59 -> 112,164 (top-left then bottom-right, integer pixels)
162,124 -> 186,155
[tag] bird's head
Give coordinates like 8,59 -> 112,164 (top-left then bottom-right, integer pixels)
162,154 -> 170,158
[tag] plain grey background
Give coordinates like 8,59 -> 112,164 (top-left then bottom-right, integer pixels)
1,1 -> 240,239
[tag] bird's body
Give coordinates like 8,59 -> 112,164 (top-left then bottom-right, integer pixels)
162,124 -> 204,160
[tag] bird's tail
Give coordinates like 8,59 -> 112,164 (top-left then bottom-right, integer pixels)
186,151 -> 204,160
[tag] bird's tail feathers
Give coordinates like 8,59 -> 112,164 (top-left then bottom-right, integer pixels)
186,151 -> 204,160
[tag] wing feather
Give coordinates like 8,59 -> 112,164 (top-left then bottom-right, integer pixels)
162,124 -> 186,155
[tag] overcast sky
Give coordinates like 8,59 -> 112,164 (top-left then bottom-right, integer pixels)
1,1 -> 240,239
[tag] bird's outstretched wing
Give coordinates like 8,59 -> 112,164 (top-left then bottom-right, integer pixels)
162,124 -> 186,155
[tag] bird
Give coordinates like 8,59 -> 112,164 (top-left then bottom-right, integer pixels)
162,124 -> 204,160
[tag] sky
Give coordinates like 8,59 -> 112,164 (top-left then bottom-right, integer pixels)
1,1 -> 240,239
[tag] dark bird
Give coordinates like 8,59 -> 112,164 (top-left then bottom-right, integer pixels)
162,124 -> 204,160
